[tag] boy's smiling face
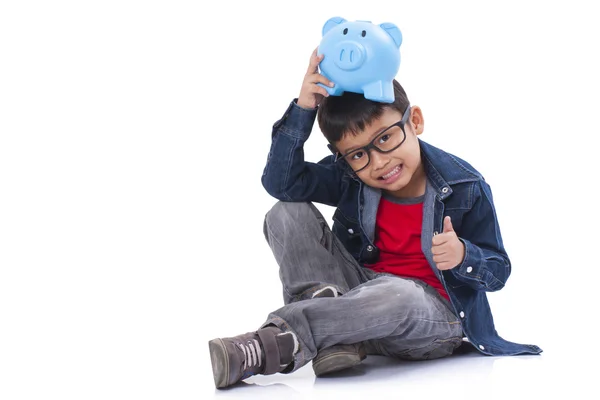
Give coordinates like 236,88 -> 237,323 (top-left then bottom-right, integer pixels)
334,106 -> 426,198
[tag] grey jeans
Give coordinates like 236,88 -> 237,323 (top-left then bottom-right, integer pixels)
260,201 -> 463,372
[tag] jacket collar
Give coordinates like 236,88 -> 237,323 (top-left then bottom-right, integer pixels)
419,139 -> 481,200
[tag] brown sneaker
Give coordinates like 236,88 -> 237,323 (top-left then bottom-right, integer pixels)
312,343 -> 367,376
310,287 -> 367,376
208,326 -> 299,389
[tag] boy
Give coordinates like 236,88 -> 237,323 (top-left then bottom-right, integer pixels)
208,49 -> 542,389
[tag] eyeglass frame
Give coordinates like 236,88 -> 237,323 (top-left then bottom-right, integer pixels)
330,105 -> 412,173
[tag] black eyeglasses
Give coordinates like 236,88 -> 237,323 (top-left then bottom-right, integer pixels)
332,105 -> 411,173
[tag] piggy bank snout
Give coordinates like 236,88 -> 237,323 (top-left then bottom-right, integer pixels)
332,41 -> 365,71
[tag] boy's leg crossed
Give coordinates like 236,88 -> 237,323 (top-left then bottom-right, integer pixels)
260,275 -> 464,372
263,201 -> 369,374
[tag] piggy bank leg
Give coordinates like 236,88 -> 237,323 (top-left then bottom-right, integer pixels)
317,82 -> 345,97
363,81 -> 395,103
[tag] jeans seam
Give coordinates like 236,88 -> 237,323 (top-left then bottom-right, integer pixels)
312,316 -> 462,337
265,223 -> 284,249
332,235 -> 363,280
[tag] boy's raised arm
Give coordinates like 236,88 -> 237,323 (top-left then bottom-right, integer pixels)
261,49 -> 344,207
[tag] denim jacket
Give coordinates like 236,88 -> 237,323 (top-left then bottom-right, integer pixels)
262,100 -> 542,356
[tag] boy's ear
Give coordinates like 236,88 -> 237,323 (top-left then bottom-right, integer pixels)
379,22 -> 402,48
409,106 -> 425,136
322,16 -> 347,36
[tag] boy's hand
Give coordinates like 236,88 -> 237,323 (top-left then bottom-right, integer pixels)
432,216 -> 465,270
297,48 -> 335,109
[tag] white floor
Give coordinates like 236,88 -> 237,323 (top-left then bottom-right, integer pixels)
203,341 -> 593,400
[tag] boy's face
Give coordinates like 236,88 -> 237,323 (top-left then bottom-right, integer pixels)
334,106 -> 425,198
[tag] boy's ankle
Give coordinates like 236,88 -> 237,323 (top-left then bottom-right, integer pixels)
260,326 -> 299,372
209,326 -> 300,389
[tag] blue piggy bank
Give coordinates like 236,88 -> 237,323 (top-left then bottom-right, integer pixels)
317,17 -> 402,103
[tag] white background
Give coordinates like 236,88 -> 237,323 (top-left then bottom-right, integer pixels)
1,1 -> 599,399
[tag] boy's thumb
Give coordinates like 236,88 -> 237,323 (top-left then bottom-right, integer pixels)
443,216 -> 454,233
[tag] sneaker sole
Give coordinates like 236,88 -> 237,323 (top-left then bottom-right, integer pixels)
312,351 -> 363,376
208,338 -> 229,388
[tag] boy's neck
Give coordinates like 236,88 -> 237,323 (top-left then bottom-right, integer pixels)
383,162 -> 427,199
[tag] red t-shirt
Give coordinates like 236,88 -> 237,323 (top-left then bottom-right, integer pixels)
365,195 -> 449,301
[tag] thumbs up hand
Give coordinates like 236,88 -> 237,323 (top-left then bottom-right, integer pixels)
432,216 -> 465,270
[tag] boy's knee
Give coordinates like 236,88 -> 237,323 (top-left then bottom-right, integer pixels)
264,201 -> 319,241
373,276 -> 424,302
264,201 -> 317,229
370,277 -> 444,320
267,201 -> 310,219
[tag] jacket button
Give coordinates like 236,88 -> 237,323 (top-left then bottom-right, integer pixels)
434,231 -> 438,235
459,311 -> 465,318
348,228 -> 354,234
441,187 -> 449,193
466,266 -> 473,273
479,345 -> 485,350
366,245 -> 373,252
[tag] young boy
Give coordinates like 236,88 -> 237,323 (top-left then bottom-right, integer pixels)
208,49 -> 542,389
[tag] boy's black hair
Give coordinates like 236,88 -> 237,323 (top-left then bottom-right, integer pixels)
317,79 -> 410,147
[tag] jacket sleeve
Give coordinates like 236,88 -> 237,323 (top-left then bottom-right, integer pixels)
261,100 -> 344,207
449,180 -> 511,292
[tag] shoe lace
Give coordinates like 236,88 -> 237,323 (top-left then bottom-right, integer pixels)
236,339 -> 262,370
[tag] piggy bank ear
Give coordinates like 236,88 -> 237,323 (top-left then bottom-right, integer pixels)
322,16 -> 347,36
379,22 -> 402,48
